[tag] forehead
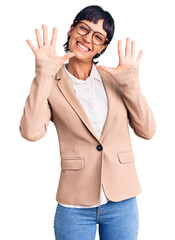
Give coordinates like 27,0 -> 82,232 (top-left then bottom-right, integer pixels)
80,19 -> 107,36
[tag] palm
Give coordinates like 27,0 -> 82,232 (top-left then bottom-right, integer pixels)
34,44 -> 56,60
26,24 -> 75,65
98,37 -> 143,75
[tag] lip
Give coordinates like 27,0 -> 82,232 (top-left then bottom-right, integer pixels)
76,41 -> 91,52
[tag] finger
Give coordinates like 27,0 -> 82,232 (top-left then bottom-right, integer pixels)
26,39 -> 37,54
118,40 -> 124,62
131,40 -> 135,59
42,24 -> 49,45
50,27 -> 57,46
136,50 -> 143,64
125,37 -> 131,57
61,52 -> 75,63
35,28 -> 42,48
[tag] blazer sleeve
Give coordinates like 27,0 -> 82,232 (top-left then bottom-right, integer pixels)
19,58 -> 61,142
112,67 -> 156,140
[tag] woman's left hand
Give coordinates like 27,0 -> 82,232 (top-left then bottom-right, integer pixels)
98,37 -> 143,75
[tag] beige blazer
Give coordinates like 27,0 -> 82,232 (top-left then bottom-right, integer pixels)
19,58 -> 156,205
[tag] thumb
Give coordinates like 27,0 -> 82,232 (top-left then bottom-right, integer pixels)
98,65 -> 114,75
62,52 -> 75,63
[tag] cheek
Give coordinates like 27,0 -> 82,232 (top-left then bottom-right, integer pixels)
68,37 -> 74,49
68,33 -> 77,46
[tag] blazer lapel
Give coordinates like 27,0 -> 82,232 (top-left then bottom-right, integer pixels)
55,64 -> 117,143
97,66 -> 117,142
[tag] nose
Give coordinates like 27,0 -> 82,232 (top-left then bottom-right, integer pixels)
82,29 -> 94,43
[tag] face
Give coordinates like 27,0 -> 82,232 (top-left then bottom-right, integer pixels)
68,19 -> 108,63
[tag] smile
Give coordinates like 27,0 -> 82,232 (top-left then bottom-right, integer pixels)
76,41 -> 91,53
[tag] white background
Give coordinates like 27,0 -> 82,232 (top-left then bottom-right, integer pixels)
1,0 -> 175,239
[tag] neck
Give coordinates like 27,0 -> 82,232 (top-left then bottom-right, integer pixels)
66,58 -> 93,80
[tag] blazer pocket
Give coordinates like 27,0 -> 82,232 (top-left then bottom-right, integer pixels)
61,157 -> 84,170
117,151 -> 135,164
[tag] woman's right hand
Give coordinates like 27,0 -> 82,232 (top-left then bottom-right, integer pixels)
26,24 -> 75,65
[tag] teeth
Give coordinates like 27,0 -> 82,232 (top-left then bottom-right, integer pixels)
77,42 -> 89,51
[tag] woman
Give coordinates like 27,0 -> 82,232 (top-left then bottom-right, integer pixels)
20,5 -> 156,240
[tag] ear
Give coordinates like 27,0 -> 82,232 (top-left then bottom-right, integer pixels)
68,23 -> 74,37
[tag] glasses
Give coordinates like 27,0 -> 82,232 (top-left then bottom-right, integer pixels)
75,21 -> 109,46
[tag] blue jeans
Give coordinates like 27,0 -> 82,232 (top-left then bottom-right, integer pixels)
53,196 -> 139,240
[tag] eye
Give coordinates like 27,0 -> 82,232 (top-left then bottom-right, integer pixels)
80,26 -> 88,31
95,35 -> 103,41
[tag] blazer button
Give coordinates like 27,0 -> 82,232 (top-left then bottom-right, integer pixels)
96,144 -> 103,151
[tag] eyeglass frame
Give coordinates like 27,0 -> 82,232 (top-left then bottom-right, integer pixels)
74,20 -> 109,46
